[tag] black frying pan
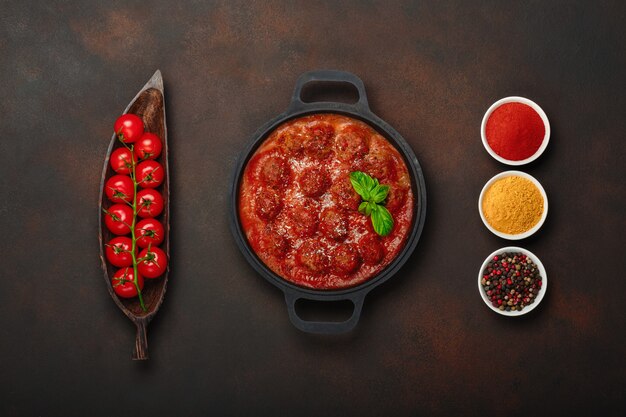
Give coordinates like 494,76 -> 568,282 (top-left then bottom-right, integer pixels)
230,70 -> 426,334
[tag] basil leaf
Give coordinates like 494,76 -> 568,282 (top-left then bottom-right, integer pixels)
371,184 -> 389,204
370,205 -> 394,236
359,201 -> 374,216
350,171 -> 394,237
350,172 -> 369,199
364,175 -> 377,194
350,171 -> 379,201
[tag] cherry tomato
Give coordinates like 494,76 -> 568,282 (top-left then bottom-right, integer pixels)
110,148 -> 136,175
103,204 -> 133,235
134,132 -> 162,160
105,236 -> 134,267
137,247 -> 168,278
137,189 -> 164,218
136,160 -> 164,189
135,218 -> 164,248
114,114 -> 144,143
105,175 -> 135,203
112,267 -> 144,298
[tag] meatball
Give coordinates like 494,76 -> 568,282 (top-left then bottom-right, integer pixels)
284,198 -> 319,238
298,167 -> 330,198
347,211 -> 370,236
296,240 -> 330,273
332,244 -> 361,274
362,145 -> 398,183
334,126 -> 369,161
259,155 -> 290,187
276,129 -> 303,155
330,177 -> 361,211
358,234 -> 385,265
302,122 -> 334,159
257,226 -> 289,257
254,187 -> 283,221
319,207 -> 348,241
384,185 -> 407,213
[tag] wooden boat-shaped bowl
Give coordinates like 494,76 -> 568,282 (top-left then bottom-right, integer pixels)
98,70 -> 170,360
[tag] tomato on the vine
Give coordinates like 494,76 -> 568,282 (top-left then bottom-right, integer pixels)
105,236 -> 134,267
137,189 -> 164,218
110,148 -> 136,175
135,218 -> 164,248
112,267 -> 144,298
134,132 -> 162,160
103,204 -> 133,235
105,175 -> 134,203
114,114 -> 144,143
136,160 -> 164,189
138,247 -> 168,278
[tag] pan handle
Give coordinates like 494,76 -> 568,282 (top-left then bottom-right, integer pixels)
288,70 -> 371,113
284,290 -> 366,334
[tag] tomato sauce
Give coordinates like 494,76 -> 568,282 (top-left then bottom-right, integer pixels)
239,114 -> 414,290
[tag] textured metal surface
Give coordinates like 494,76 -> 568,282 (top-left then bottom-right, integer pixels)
0,1 -> 624,416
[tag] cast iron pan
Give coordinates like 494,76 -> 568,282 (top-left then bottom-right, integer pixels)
230,70 -> 426,334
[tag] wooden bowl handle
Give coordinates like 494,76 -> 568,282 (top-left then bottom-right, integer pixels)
132,321 -> 149,360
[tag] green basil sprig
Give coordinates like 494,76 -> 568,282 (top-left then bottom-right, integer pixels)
349,171 -> 394,236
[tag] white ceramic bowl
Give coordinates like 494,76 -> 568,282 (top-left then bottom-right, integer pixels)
478,246 -> 547,316
481,96 -> 550,165
478,171 -> 548,240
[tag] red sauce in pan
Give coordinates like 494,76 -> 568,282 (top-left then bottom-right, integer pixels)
238,114 -> 414,290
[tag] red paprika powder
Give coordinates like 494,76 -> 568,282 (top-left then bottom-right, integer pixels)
485,102 -> 545,161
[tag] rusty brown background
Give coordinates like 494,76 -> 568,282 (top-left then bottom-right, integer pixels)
1,1 -> 625,416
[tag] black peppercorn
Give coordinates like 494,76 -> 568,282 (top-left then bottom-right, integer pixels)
482,251 -> 542,312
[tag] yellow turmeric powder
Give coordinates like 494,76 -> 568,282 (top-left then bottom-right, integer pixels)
481,176 -> 544,234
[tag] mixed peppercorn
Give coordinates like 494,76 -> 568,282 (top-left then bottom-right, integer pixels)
481,252 -> 542,312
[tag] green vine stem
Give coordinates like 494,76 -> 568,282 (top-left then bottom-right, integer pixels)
119,133 -> 146,312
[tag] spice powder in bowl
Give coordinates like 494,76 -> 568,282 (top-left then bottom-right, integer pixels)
479,171 -> 548,239
481,96 -> 550,165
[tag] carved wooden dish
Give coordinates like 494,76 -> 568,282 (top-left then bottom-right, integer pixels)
98,70 -> 170,360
